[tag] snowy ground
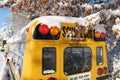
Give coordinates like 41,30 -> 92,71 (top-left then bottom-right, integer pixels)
0,51 -> 8,80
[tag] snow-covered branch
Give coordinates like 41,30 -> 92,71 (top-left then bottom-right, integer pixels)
0,0 -> 120,19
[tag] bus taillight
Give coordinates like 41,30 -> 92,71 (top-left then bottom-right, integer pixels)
50,26 -> 59,36
100,32 -> 106,39
95,31 -> 101,38
94,31 -> 106,41
97,68 -> 104,75
48,77 -> 56,80
38,24 -> 49,35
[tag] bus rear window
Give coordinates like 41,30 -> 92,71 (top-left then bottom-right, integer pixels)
64,47 -> 92,75
96,47 -> 103,65
42,47 -> 56,75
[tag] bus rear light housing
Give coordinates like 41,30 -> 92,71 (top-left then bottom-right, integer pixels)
103,67 -> 108,74
94,30 -> 106,41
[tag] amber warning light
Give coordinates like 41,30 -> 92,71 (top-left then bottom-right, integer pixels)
50,26 -> 59,36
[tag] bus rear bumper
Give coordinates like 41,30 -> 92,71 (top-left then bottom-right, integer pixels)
96,75 -> 110,80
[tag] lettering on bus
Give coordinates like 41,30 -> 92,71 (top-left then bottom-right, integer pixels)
69,72 -> 91,80
62,26 -> 93,39
69,43 -> 87,47
62,26 -> 75,37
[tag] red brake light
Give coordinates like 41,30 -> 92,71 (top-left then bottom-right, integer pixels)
97,68 -> 104,75
38,24 -> 49,35
100,32 -> 106,38
48,77 -> 56,80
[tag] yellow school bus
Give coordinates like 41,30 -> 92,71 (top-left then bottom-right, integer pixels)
1,40 -> 7,52
21,16 -> 108,80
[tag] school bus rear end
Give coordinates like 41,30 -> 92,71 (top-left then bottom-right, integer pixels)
21,16 -> 108,80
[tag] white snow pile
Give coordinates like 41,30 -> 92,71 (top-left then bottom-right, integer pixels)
7,26 -> 27,43
0,53 -> 6,80
112,18 -> 120,36
94,24 -> 106,33
0,24 -> 13,41
37,16 -> 89,28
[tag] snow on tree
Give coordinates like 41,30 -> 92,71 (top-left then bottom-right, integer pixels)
0,0 -> 119,19
0,23 -> 13,41
8,13 -> 30,33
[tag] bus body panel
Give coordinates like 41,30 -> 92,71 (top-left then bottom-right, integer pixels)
22,40 -> 108,80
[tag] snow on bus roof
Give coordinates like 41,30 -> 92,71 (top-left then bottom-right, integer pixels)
94,24 -> 106,33
35,16 -> 89,28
